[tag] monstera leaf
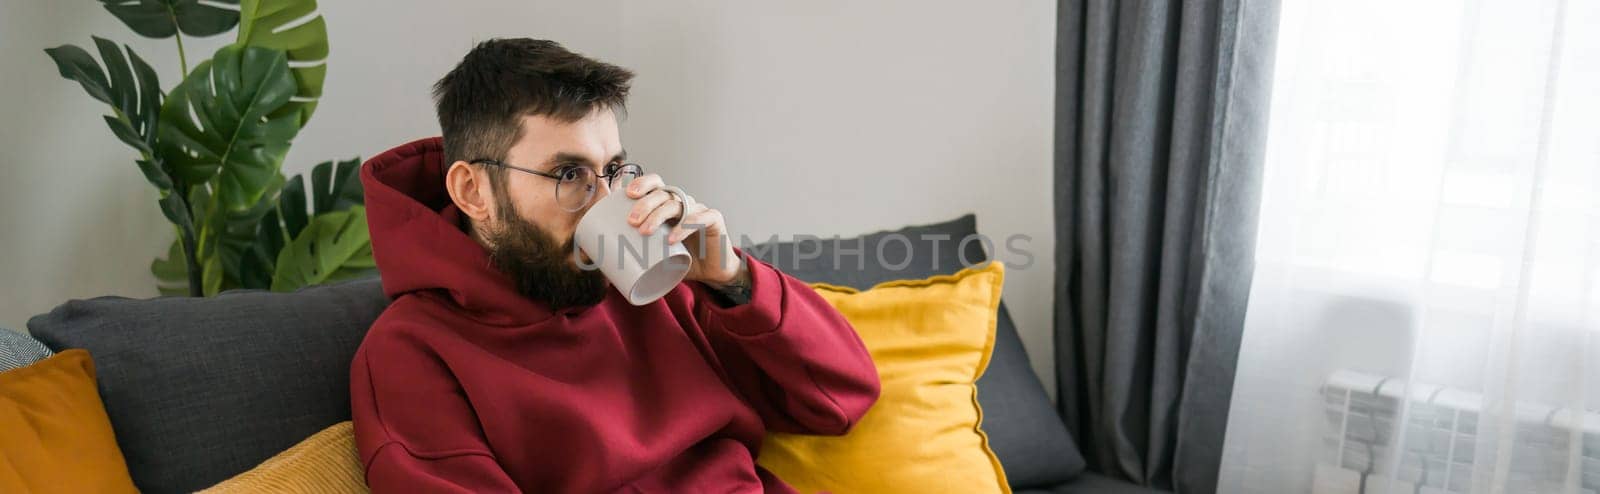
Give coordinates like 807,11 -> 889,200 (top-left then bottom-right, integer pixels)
278,172 -> 309,240
159,44 -> 299,212
46,36 -> 194,222
45,38 -> 162,156
151,236 -> 190,296
98,0 -> 240,39
237,0 -> 328,124
45,38 -> 173,192
46,37 -> 194,231
249,158 -> 363,289
208,173 -> 285,289
271,206 -> 375,292
309,157 -> 363,215
274,157 -> 364,241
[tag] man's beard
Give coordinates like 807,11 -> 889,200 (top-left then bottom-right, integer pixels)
482,205 -> 608,310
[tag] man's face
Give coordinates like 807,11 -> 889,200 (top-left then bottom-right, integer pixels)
478,108 -> 625,309
496,108 -> 626,243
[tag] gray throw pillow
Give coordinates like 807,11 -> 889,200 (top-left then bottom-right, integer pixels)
27,277 -> 390,494
0,328 -> 53,372
746,214 -> 1087,488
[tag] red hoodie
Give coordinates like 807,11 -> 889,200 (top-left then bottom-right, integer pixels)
349,137 -> 880,493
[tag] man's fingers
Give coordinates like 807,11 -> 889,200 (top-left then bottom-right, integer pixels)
638,194 -> 683,234
626,173 -> 664,199
628,189 -> 674,226
669,204 -> 713,243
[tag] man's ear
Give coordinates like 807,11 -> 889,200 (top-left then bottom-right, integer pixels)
444,160 -> 494,223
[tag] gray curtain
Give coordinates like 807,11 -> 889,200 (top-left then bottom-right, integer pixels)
1052,1 -> 1279,493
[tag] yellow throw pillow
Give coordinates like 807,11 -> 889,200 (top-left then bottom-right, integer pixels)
200,421 -> 367,493
0,349 -> 138,493
759,261 -> 1010,494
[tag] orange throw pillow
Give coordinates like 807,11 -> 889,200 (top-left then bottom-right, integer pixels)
0,349 -> 137,493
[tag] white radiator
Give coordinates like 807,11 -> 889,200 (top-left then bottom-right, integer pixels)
1315,369 -> 1599,493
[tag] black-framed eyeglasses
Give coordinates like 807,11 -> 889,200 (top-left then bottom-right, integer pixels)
469,159 -> 644,212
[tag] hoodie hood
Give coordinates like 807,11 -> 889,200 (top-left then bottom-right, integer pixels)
361,136 -> 558,325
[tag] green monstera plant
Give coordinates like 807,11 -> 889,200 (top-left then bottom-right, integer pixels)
46,0 -> 374,296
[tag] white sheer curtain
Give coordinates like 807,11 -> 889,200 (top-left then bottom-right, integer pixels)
1218,0 -> 1600,492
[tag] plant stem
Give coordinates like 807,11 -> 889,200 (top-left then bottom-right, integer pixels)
181,226 -> 203,297
172,181 -> 203,297
175,31 -> 189,77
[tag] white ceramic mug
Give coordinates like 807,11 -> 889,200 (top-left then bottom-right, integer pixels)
573,185 -> 693,305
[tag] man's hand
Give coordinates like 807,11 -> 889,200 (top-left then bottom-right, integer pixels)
623,173 -> 745,287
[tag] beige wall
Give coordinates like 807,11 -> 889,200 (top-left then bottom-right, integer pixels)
615,1 -> 1057,391
1,1 -> 1057,393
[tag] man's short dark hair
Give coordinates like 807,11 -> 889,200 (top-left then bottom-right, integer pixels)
433,38 -> 634,170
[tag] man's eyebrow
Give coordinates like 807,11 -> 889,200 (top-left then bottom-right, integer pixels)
547,150 -> 628,170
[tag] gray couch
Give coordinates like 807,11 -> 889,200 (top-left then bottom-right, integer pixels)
27,214 -> 1164,493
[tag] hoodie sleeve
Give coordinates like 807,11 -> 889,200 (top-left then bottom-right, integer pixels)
350,325 -> 520,493
690,249 -> 881,435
